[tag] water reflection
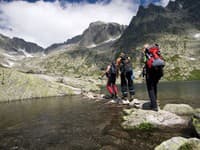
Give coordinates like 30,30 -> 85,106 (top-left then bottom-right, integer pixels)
135,81 -> 200,108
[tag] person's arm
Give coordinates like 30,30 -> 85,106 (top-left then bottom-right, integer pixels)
100,65 -> 110,79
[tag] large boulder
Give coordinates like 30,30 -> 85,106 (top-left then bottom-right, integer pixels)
121,108 -> 188,130
163,104 -> 194,116
155,137 -> 200,150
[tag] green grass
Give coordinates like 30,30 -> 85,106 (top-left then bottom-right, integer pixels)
188,70 -> 200,80
138,122 -> 154,131
179,143 -> 193,150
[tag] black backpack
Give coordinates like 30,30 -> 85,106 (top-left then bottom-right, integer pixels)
109,63 -> 117,75
120,56 -> 132,73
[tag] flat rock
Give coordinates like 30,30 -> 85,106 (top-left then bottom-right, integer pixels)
121,108 -> 188,130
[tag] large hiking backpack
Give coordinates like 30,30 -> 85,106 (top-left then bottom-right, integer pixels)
120,56 -> 132,73
145,46 -> 165,69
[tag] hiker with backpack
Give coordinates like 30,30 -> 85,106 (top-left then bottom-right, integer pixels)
116,52 -> 135,102
142,44 -> 165,111
100,61 -> 119,99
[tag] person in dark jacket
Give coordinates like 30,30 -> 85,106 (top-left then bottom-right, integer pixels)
116,52 -> 135,102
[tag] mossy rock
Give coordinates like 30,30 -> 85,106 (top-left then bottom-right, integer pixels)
155,137 -> 200,150
192,117 -> 200,137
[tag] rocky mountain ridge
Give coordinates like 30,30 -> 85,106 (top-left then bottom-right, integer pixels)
0,34 -> 44,53
45,21 -> 126,54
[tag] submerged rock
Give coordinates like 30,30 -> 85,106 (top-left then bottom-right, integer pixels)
155,137 -> 200,150
121,108 -> 188,130
163,104 -> 194,116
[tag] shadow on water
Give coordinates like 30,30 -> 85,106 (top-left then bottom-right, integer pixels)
0,81 -> 199,150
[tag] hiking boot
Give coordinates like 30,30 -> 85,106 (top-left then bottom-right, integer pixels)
114,94 -> 118,99
152,107 -> 158,112
110,94 -> 115,99
129,95 -> 134,102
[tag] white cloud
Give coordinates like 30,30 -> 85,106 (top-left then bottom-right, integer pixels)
0,0 -> 172,48
143,0 -> 173,7
0,0 -> 139,48
158,0 -> 174,7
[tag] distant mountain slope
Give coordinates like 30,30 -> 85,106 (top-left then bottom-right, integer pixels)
0,34 -> 44,68
45,21 -> 126,54
0,34 -> 44,53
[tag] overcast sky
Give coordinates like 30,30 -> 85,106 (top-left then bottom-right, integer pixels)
0,0 -> 172,48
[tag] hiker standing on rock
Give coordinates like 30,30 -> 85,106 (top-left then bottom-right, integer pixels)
142,44 -> 165,111
116,52 -> 135,102
100,61 -> 119,99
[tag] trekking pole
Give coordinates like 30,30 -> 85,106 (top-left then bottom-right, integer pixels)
2,70 -> 5,85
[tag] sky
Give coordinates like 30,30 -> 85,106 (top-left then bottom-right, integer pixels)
0,0 -> 172,48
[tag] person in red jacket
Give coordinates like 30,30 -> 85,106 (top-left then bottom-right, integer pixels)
143,44 -> 164,111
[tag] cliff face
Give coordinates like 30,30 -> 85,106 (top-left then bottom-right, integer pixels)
116,0 -> 200,50
114,0 -> 200,80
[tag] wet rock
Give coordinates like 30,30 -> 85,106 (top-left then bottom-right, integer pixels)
163,104 -> 194,116
121,108 -> 188,130
155,137 -> 200,150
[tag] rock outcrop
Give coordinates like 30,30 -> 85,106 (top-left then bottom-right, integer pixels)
155,137 -> 200,150
0,67 -> 81,102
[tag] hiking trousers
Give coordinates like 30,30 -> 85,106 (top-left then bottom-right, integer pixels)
146,69 -> 160,109
106,74 -> 118,97
120,70 -> 135,98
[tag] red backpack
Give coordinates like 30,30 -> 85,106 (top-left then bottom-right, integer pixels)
145,46 -> 165,69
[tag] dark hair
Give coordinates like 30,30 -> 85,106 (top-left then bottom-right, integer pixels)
155,43 -> 159,47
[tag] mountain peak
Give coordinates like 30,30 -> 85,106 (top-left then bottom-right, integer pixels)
45,21 -> 126,53
89,21 -> 105,27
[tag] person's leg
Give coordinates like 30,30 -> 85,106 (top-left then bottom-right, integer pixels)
106,78 -> 114,98
120,73 -> 128,98
146,73 -> 158,110
110,74 -> 118,98
126,70 -> 135,100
